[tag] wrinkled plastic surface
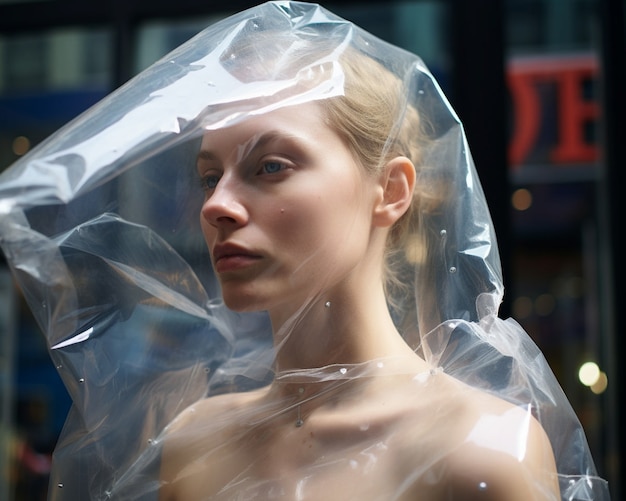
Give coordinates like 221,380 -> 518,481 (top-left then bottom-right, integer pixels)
0,2 -> 609,500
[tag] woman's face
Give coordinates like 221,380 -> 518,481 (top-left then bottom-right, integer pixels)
197,103 -> 382,313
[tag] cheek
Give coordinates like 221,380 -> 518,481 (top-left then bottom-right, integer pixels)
279,193 -> 353,253
271,198 -> 332,255
199,213 -> 215,243
273,201 -> 316,237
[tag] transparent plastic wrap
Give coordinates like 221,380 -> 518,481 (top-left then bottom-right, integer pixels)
0,2 -> 609,500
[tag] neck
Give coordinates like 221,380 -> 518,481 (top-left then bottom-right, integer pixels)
264,278 -> 428,428
269,280 -> 416,376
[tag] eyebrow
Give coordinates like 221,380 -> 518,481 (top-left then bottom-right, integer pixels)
196,130 -> 303,165
196,149 -> 219,163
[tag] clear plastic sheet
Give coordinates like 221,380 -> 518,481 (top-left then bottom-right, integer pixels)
0,2 -> 609,500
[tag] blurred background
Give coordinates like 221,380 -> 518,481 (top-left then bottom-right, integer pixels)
0,0 -> 623,499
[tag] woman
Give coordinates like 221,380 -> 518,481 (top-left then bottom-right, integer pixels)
158,99 -> 559,499
0,2 -> 608,500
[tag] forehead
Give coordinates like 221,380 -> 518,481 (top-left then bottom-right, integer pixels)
199,102 -> 328,152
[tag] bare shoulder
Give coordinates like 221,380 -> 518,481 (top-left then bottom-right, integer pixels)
385,371 -> 559,500
158,388 -> 267,501
165,388 -> 264,435
441,376 -> 560,500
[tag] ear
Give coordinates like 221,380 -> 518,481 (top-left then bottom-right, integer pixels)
372,156 -> 416,228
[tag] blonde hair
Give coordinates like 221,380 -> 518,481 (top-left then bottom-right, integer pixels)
319,50 -> 440,300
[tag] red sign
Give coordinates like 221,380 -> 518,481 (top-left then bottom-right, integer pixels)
508,54 -> 599,167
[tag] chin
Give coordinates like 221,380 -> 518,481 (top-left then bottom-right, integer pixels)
219,280 -> 306,315
221,289 -> 268,313
222,298 -> 259,312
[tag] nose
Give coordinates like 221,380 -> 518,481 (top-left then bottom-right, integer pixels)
200,177 -> 248,228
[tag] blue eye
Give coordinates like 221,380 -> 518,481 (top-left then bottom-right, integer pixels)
261,161 -> 286,174
201,175 -> 220,190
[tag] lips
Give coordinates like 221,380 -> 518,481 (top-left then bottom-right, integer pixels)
212,243 -> 262,273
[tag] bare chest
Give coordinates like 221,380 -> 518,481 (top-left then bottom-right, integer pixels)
172,420 -> 425,501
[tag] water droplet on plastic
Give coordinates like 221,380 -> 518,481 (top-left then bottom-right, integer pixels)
478,481 -> 487,490
339,367 -> 347,375
78,378 -> 85,383
57,483 -> 64,488
324,301 -> 331,308
148,438 -> 155,445
449,266 -> 457,274
440,229 -> 447,236
418,89 -> 425,95
56,364 -> 62,369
